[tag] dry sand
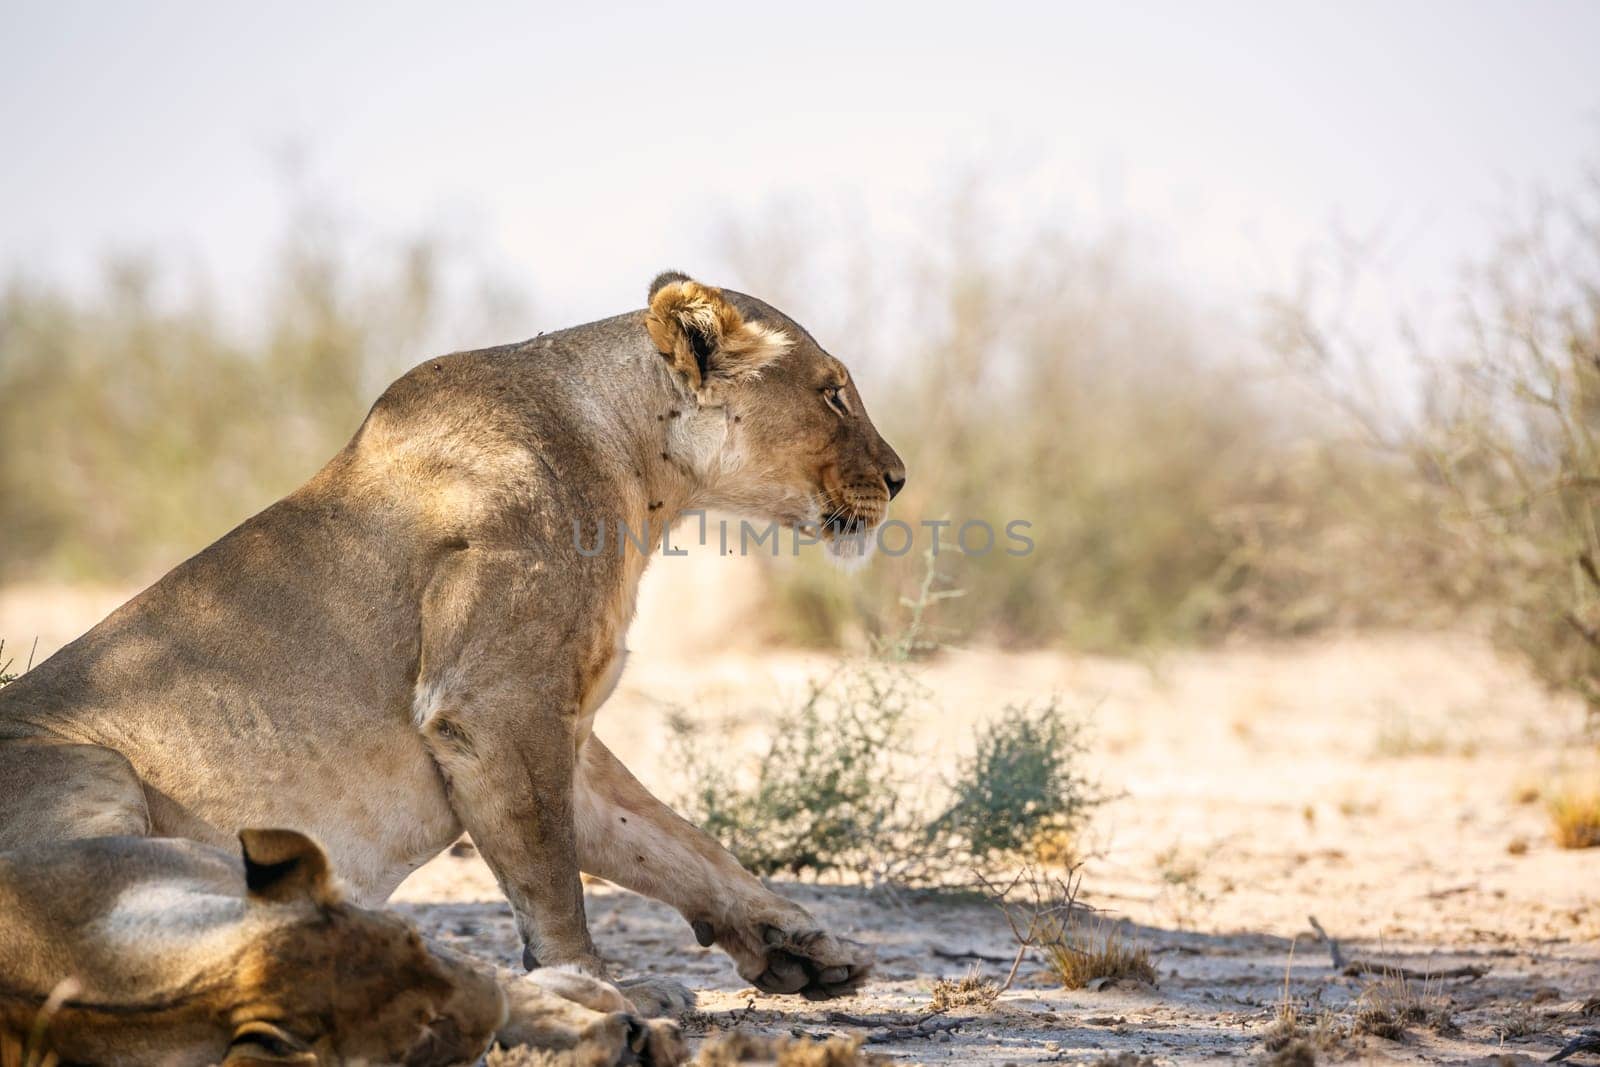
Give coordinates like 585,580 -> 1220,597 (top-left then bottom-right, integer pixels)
4,572 -> 1596,1064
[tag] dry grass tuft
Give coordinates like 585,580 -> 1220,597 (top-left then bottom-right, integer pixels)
927,970 -> 1000,1012
1044,919 -> 1157,991
1352,972 -> 1454,1041
1548,788 -> 1600,849
1264,947 -> 1351,1064
1265,1000 -> 1349,1057
692,1031 -> 882,1066
1492,1004 -> 1552,1040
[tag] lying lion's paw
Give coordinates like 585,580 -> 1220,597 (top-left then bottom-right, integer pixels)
615,975 -> 696,1018
524,966 -> 628,1014
496,973 -> 686,1065
576,1012 -> 685,1067
724,920 -> 874,1000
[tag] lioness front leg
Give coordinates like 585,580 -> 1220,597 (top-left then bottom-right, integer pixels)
424,693 -> 602,974
417,556 -> 605,977
575,738 -> 873,999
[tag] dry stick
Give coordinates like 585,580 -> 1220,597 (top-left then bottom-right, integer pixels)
863,1018 -> 964,1045
930,946 -> 1015,964
822,1010 -> 963,1046
1550,1029 -> 1600,1064
825,1012 -> 936,1029
1306,915 -> 1489,982
1341,960 -> 1489,981
1307,915 -> 1346,970
976,865 -> 1087,992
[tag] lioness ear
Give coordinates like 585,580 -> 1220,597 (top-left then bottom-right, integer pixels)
645,272 -> 792,392
238,828 -> 337,906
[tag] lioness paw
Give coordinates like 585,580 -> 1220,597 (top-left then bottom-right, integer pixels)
713,917 -> 873,1000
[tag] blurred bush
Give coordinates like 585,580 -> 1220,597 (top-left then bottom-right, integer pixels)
13,174 -> 1588,676
0,203 -> 524,582
1272,169 -> 1600,720
719,191 -> 1446,651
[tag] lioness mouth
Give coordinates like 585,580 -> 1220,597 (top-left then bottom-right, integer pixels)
823,514 -> 871,538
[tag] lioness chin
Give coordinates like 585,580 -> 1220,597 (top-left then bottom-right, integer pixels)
0,272 -> 904,1003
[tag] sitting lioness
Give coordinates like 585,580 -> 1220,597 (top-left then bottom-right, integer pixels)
0,273 -> 904,1001
0,830 -> 686,1066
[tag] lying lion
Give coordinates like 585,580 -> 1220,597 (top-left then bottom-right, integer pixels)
0,272 -> 903,1005
0,830 -> 684,1066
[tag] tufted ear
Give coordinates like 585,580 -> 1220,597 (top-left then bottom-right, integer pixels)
239,828 -> 338,906
645,272 -> 792,392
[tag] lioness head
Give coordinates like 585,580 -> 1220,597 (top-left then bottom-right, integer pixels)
224,830 -> 503,1066
645,271 -> 906,563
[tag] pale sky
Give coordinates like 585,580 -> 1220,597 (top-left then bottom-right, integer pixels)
3,1 -> 1598,337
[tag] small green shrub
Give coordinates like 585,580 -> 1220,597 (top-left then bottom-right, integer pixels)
669,661 -> 924,880
933,700 -> 1094,860
670,638 -> 1099,887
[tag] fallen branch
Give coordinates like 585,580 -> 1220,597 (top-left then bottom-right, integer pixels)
1550,1028 -> 1600,1063
1307,915 -> 1488,981
863,1017 -> 963,1044
1341,960 -> 1489,981
930,946 -> 1016,964
1423,882 -> 1477,900
825,1011 -> 935,1029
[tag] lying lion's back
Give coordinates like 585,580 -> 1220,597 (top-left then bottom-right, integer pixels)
0,836 -> 244,996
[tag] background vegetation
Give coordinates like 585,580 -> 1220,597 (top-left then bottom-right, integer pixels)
0,201 -> 523,581
5,170 -> 1600,722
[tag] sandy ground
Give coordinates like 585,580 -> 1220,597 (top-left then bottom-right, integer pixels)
3,574 -> 1597,1065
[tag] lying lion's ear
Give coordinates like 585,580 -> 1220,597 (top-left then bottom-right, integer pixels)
645,272 -> 792,393
238,828 -> 337,906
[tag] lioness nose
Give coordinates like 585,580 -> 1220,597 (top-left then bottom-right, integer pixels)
884,470 -> 906,500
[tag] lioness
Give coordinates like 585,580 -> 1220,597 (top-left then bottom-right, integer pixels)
0,273 -> 903,1000
0,829 -> 685,1065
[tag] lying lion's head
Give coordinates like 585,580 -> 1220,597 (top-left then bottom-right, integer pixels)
645,272 -> 906,563
0,831 -> 503,1066
224,830 -> 503,1066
